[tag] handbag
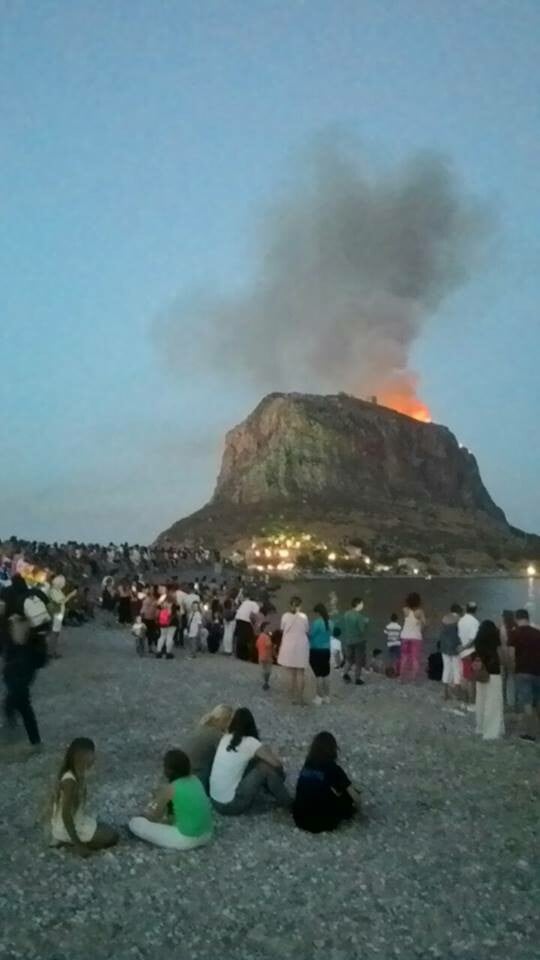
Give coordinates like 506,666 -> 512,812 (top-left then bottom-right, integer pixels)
471,657 -> 489,683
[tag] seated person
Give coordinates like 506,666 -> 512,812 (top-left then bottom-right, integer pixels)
293,731 -> 362,834
129,749 -> 213,851
367,648 -> 385,674
183,704 -> 234,791
209,707 -> 291,815
50,738 -> 118,857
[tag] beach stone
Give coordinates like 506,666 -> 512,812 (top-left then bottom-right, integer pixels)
0,621 -> 538,960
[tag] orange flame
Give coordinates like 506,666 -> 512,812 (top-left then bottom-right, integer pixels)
377,381 -> 432,423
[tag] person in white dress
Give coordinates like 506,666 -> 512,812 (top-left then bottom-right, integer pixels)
278,596 -> 309,705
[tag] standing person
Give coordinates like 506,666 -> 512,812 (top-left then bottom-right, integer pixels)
384,613 -> 402,676
186,601 -> 203,658
129,749 -> 213,851
256,622 -> 274,691
48,575 -> 74,658
100,577 -> 116,626
234,592 -> 260,662
341,598 -> 369,686
508,609 -> 540,742
141,587 -> 159,653
51,738 -> 119,854
222,597 -> 236,655
473,620 -> 504,741
500,609 -> 517,708
116,581 -> 132,626
2,578 -> 48,751
309,603 -> 331,705
156,593 -> 177,660
439,604 -> 463,702
400,593 -> 426,682
209,708 -> 291,815
278,597 -> 309,705
293,731 -> 363,833
458,602 -> 480,710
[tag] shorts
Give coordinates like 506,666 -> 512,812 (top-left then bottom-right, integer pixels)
442,654 -> 461,686
515,673 -> 540,711
52,612 -> 64,632
309,649 -> 331,678
387,645 -> 401,662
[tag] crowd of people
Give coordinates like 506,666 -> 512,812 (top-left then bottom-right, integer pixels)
49,706 -> 364,857
0,536 -> 219,589
0,552 -> 538,860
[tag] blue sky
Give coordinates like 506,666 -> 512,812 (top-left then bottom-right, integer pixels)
2,0 -> 539,542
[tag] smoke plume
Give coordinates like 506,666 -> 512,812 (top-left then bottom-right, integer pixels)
157,145 -> 488,407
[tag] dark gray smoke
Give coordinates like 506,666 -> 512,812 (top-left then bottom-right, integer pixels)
156,146 -> 488,404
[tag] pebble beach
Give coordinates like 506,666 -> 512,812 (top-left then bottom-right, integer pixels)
1,622 -> 538,960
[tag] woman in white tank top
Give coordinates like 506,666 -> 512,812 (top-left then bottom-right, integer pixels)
400,592 -> 426,681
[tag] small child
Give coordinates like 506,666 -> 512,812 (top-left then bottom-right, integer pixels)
132,615 -> 147,657
384,613 -> 402,676
50,738 -> 118,856
368,648 -> 385,674
256,622 -> 273,690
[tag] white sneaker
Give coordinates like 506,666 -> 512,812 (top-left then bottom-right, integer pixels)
466,705 -> 476,713
323,696 -> 331,704
312,696 -> 323,706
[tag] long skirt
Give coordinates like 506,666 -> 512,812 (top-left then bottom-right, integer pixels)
475,675 -> 505,741
400,639 -> 422,680
235,620 -> 255,661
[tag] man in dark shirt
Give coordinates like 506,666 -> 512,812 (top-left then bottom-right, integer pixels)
510,609 -> 540,741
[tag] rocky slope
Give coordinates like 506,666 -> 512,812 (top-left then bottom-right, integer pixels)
159,393 -> 538,566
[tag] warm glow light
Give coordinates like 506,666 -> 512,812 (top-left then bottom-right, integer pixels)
378,382 -> 432,423
527,564 -> 537,577
255,550 -> 261,558
264,548 -> 272,558
328,552 -> 337,562
364,557 -> 371,565
279,549 -> 289,558
413,567 -> 419,576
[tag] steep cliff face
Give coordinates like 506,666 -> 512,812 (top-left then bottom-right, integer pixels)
212,393 -> 504,519
159,393 -> 537,564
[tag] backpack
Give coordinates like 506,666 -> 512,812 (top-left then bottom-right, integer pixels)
24,594 -> 52,628
158,607 -> 171,627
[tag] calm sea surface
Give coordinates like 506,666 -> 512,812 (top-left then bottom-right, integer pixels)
271,577 -> 539,648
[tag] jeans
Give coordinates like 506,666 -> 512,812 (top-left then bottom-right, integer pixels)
212,761 -> 291,815
157,626 -> 176,654
4,672 -> 41,745
343,643 -> 366,680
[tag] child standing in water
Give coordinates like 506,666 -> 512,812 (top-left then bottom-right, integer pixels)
50,738 -> 118,856
256,622 -> 273,690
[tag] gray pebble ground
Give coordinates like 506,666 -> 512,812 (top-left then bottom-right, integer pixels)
1,622 -> 538,960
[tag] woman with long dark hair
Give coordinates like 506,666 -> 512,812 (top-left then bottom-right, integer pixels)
309,603 -> 332,705
293,731 -> 362,833
50,738 -> 118,855
400,592 -> 426,681
209,707 -> 291,815
474,620 -> 504,741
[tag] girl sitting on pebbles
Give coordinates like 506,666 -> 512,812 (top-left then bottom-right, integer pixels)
292,731 -> 363,833
129,749 -> 213,851
50,738 -> 119,856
